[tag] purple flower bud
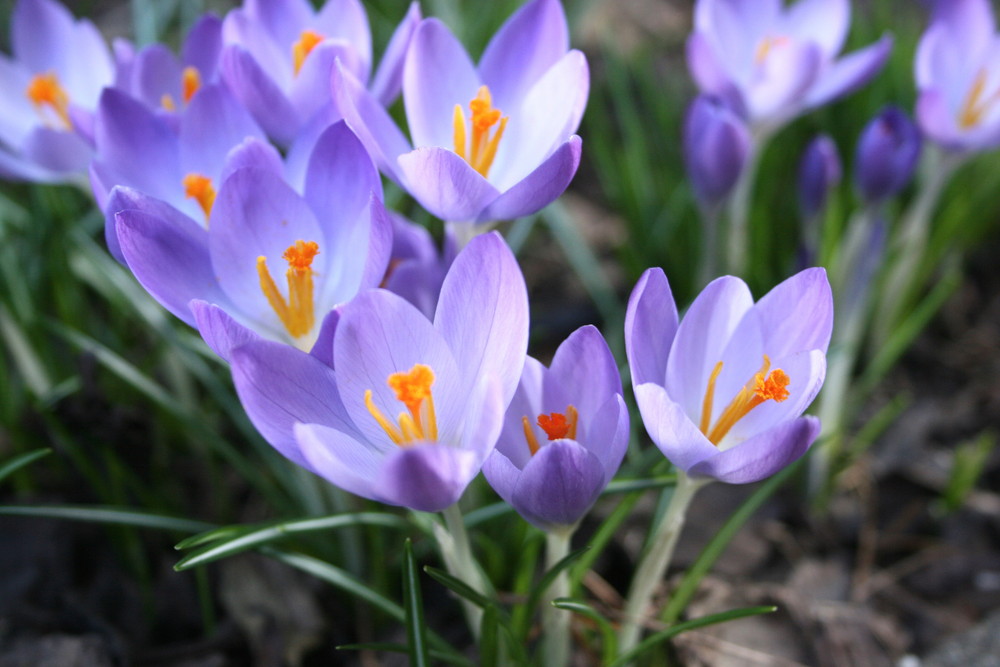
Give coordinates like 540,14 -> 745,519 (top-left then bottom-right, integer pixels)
854,106 -> 922,204
798,134 -> 841,219
683,95 -> 751,206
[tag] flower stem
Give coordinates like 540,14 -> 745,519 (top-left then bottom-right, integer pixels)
617,473 -> 705,655
437,503 -> 488,638
543,528 -> 573,667
724,127 -> 770,277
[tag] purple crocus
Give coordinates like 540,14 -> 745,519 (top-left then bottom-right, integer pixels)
114,14 -> 223,116
625,267 -> 832,483
797,134 -> 841,220
482,326 -> 628,530
915,0 -> 1000,152
334,0 -> 587,224
687,0 -> 892,132
220,0 -> 420,145
854,106 -> 922,204
91,85 -> 269,260
683,95 -> 751,207
0,0 -> 113,182
381,213 -> 456,319
111,121 -> 391,360
229,232 -> 529,512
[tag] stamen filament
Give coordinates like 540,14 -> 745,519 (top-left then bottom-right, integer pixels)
566,405 -> 578,440
293,30 -> 324,76
365,390 -> 403,444
256,240 -> 320,339
522,416 -> 541,456
368,364 -> 438,447
701,355 -> 791,446
399,413 -> 422,442
453,105 -> 467,162
451,85 -> 508,178
183,173 -> 216,221
700,361 -> 724,434
959,69 -> 1000,129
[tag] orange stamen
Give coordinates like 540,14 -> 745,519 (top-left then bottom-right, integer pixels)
702,355 -> 791,446
26,72 -> 71,129
522,416 -> 541,456
959,68 -> 1000,129
182,66 -> 202,104
367,364 -> 439,446
525,405 -> 579,455
257,240 -> 320,339
292,30 -> 324,76
754,36 -> 790,65
182,173 -> 216,221
451,85 -> 508,178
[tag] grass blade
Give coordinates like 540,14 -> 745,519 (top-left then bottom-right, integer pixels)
0,504 -> 213,532
423,565 -> 496,610
552,598 -> 617,664
403,539 -> 431,667
0,448 -> 52,485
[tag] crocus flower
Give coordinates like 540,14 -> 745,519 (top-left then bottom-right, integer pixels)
229,232 -> 529,512
91,85 -> 269,260
854,106 -> 922,204
0,0 -> 113,182
114,14 -> 223,116
381,213 -> 456,319
625,267 -> 832,483
220,0 -> 420,145
483,326 -> 628,530
915,0 -> 1000,152
687,0 -> 892,132
797,134 -> 841,220
112,121 -> 391,360
683,95 -> 751,207
334,0 -> 587,224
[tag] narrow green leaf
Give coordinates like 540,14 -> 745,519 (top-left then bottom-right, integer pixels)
479,604 -> 500,667
403,540 -> 431,667
423,565 -> 495,610
611,606 -> 777,667
0,306 -> 53,397
520,546 -> 590,635
570,492 -> 643,588
0,504 -> 213,533
660,461 -> 801,625
604,475 -> 678,495
174,512 -> 410,570
0,448 -> 52,485
552,598 -> 617,664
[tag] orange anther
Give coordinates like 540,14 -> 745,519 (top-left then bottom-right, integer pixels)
182,173 -> 216,220
26,71 -> 71,128
292,30 -> 324,75
282,240 -> 320,271
182,66 -> 202,104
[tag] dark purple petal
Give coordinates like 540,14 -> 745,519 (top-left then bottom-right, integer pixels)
634,383 -> 717,473
625,267 -> 679,388
511,439 -> 606,529
132,43 -> 183,109
477,137 -> 581,223
190,300 -> 261,362
182,13 -> 223,78
683,95 -> 750,204
221,45 -> 299,146
478,0 -> 568,110
304,120 -> 382,231
369,2 -> 421,106
377,444 -> 481,511
854,106 -> 922,204
797,134 -> 841,219
482,449 -> 520,505
688,416 -> 819,483
309,308 -> 340,368
549,325 -> 621,423
435,232 -> 529,406
397,147 -> 501,221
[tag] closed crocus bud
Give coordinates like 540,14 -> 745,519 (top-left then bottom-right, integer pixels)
798,134 -> 841,220
854,106 -> 922,204
683,95 -> 751,207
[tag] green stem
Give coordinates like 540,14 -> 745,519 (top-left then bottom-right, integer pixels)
617,474 -> 705,655
724,127 -> 771,277
543,528 -> 574,667
437,503 -> 488,638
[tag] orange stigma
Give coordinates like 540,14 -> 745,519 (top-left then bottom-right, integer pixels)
26,72 -> 71,129
754,36 -> 790,65
700,355 -> 790,446
257,240 -> 320,339
523,405 -> 578,456
959,68 -> 1000,129
182,173 -> 216,221
452,85 -> 508,178
292,30 -> 324,76
182,66 -> 202,103
366,364 -> 439,446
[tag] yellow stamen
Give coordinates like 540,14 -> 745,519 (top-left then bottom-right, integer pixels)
451,85 -> 508,178
182,173 -> 216,221
958,68 -> 1000,129
702,355 -> 791,446
182,66 -> 201,104
754,36 -> 790,65
292,29 -> 324,76
161,94 -> 177,111
256,239 -> 320,339
522,416 -> 541,456
26,72 -> 71,129
367,364 -> 439,446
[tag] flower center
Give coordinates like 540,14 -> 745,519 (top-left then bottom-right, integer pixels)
182,173 -> 216,221
958,68 -> 1000,129
452,85 -> 509,178
292,30 -> 324,76
366,363 -> 439,446
25,72 -> 71,129
256,239 -> 320,339
754,35 -> 790,65
522,405 -> 578,456
699,355 -> 790,446
161,67 -> 202,111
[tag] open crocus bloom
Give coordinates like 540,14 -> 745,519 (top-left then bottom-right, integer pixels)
229,232 -> 529,512
113,14 -> 222,116
688,0 -> 891,132
0,0 -> 113,182
221,0 -> 419,145
91,85 -> 269,260
916,0 -> 1000,152
483,326 -> 628,530
112,121 -> 391,360
334,0 -> 587,224
626,267 -> 832,483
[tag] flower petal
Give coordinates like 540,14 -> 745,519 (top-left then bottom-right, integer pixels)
583,394 -> 630,481
625,267 -> 679,388
12,0 -> 74,74
397,147 -> 501,221
304,120 -> 382,234
182,14 -> 223,79
482,449 -> 520,506
511,439 -> 606,529
221,45 -> 299,146
688,416 -> 819,483
369,2 -> 421,106
549,325 -> 621,423
804,35 -> 893,110
378,444 -> 482,511
751,267 -> 833,356
190,299 -> 261,362
782,0 -> 850,58
21,126 -> 92,175
294,422 -> 381,500
634,383 -> 717,473
314,0 -> 372,82
180,85 -> 265,178
309,308 -> 340,368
